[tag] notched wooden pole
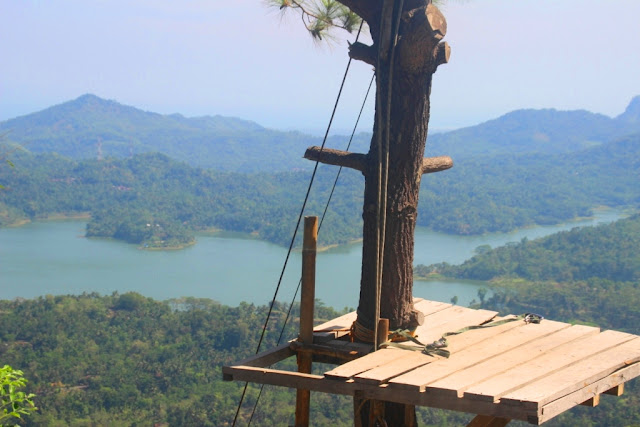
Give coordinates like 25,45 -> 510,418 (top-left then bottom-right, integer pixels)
295,216 -> 318,427
305,146 -> 453,176
421,155 -> 453,175
304,146 -> 367,173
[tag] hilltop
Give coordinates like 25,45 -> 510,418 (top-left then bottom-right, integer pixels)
427,95 -> 640,157
2,94 -> 640,171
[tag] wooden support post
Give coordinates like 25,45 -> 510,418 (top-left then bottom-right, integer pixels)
580,395 -> 601,407
377,318 -> 389,349
467,414 -> 511,427
370,400 -> 385,426
354,391 -> 366,427
295,216 -> 317,427
604,383 -> 624,396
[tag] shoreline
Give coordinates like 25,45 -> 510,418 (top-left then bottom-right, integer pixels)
5,212 -> 91,228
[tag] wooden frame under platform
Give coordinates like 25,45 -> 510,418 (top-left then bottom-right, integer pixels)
223,298 -> 640,425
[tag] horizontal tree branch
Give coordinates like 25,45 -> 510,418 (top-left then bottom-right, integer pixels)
304,146 -> 367,173
434,41 -> 451,70
421,155 -> 453,174
348,42 -> 377,66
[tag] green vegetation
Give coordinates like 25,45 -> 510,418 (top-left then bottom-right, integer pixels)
1,95 -> 639,248
1,292 -> 638,426
416,214 -> 640,426
0,293 -> 475,426
2,94 -> 639,172
417,214 -> 640,333
1,132 -> 639,248
0,365 -> 37,426
420,213 -> 640,283
0,151 -> 364,248
0,94 -> 367,173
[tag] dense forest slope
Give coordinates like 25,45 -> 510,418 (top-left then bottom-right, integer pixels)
1,131 -> 638,247
421,213 -> 640,283
1,293 -> 637,426
2,94 -> 640,172
0,151 -> 364,248
412,216 -> 640,426
417,214 -> 640,334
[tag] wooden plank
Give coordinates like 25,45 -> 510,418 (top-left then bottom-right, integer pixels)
413,298 -> 451,316
463,330 -> 637,403
222,365 -> 355,396
223,341 -> 294,372
354,351 -> 434,386
536,362 -> 640,424
325,348 -> 407,380
353,308 -> 501,385
442,315 -> 525,352
411,306 -> 498,345
359,384 -> 532,423
500,336 -> 640,410
313,311 -> 358,342
429,325 -> 601,400
388,320 -> 571,392
313,298 -> 444,342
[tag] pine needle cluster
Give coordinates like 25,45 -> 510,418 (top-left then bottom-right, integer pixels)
267,0 -> 362,41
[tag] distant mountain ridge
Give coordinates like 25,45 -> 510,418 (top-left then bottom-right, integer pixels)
427,96 -> 640,157
2,94 -> 640,171
0,94 -> 328,172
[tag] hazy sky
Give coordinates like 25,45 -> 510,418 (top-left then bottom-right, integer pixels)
2,0 -> 640,134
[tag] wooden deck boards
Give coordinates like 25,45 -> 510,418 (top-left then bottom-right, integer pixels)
223,300 -> 640,424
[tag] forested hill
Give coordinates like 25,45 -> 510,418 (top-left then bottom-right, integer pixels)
2,94 -> 640,172
421,213 -> 640,283
0,94 -> 370,172
427,95 -> 640,156
0,151 -> 364,248
1,132 -> 639,247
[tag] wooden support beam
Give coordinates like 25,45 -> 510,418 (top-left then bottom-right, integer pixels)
604,383 -> 624,396
421,155 -> 453,175
434,41 -> 451,69
295,216 -> 318,427
304,146 -> 453,176
304,146 -> 367,173
222,342 -> 294,377
348,41 -> 376,66
290,341 -> 370,362
354,391 -> 366,427
377,318 -> 390,350
466,414 -> 511,427
580,395 -> 600,407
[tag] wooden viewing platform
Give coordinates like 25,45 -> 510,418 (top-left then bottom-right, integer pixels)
223,298 -> 640,425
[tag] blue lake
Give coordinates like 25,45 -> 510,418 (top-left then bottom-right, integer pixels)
0,209 -> 623,309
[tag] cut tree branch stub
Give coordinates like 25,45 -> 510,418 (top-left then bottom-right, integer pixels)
304,146 -> 453,176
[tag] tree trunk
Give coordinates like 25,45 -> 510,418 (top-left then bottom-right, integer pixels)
305,1 -> 451,424
354,2 -> 450,333
352,3 -> 450,424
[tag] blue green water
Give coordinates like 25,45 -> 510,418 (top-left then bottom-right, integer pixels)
0,209 -> 623,309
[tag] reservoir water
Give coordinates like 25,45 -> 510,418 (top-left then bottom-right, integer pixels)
0,210 -> 623,309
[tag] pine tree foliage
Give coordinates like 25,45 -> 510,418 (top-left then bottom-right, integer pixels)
267,0 -> 362,40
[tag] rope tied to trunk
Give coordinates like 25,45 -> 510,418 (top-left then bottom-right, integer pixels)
382,313 -> 544,358
351,318 -> 417,344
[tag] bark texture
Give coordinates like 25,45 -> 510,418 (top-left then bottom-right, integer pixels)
305,1 -> 450,423
352,2 -> 449,332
